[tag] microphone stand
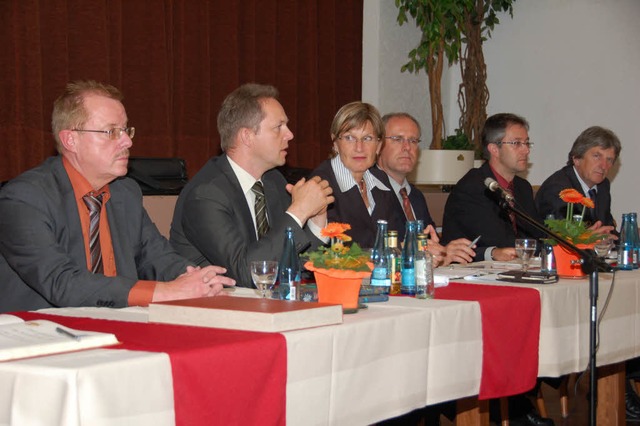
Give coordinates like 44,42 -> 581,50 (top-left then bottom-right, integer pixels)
497,198 -> 612,426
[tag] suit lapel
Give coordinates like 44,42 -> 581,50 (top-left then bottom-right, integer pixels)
219,156 -> 258,241
566,167 -> 599,222
262,176 -> 282,228
54,160 -> 90,268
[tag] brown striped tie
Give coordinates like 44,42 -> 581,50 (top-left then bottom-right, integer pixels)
251,181 -> 269,239
399,187 -> 415,221
83,193 -> 104,274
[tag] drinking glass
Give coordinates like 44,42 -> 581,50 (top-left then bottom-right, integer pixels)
250,260 -> 279,298
594,235 -> 614,259
515,238 -> 537,272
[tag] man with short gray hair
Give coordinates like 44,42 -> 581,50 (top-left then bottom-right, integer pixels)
536,126 -> 621,231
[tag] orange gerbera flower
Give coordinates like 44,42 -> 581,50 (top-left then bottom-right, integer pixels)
321,222 -> 351,239
309,222 -> 370,271
543,188 -> 600,245
580,197 -> 595,209
559,188 -> 583,204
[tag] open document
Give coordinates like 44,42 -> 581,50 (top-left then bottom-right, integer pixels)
0,315 -> 119,361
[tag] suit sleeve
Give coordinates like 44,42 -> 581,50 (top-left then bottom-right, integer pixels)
535,178 -> 569,220
179,179 -> 316,287
0,181 -> 136,308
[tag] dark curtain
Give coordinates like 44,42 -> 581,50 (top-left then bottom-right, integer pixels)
0,0 -> 363,181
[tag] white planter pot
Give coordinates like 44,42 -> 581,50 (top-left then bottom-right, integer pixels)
408,149 -> 475,185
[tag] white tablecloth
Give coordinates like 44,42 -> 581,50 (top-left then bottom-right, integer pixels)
0,349 -> 174,426
3,269 -> 640,425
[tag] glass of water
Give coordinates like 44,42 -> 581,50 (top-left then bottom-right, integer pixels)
250,260 -> 279,298
515,238 -> 537,273
594,235 -> 614,259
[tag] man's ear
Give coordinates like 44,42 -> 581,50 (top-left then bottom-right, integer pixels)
239,128 -> 254,147
487,142 -> 499,158
59,130 -> 76,152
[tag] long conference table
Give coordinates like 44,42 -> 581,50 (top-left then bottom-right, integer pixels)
1,266 -> 640,425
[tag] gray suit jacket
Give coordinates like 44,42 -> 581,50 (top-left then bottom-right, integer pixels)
0,156 -> 190,313
170,154 -> 319,287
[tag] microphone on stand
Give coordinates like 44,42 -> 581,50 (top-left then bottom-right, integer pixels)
484,177 -> 514,203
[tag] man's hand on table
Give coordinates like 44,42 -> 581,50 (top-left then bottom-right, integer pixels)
442,238 -> 476,266
152,265 -> 236,302
491,247 -> 517,261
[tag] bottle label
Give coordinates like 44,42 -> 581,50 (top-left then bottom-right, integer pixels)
415,259 -> 427,285
371,267 -> 390,287
289,285 -> 297,301
618,248 -> 634,269
401,268 -> 416,288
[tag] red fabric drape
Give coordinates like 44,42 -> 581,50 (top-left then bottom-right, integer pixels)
0,0 -> 363,182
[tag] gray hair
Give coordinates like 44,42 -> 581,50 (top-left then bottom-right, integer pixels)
567,126 -> 621,166
381,112 -> 422,137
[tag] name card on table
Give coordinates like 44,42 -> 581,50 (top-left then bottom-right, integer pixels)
149,296 -> 343,332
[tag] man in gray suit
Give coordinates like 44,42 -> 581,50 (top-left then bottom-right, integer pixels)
0,80 -> 235,313
170,84 -> 334,287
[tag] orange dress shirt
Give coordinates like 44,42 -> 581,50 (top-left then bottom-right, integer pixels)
63,157 -> 156,305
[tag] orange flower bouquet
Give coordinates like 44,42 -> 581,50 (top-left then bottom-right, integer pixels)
544,188 -> 600,245
304,223 -> 372,311
305,223 -> 371,272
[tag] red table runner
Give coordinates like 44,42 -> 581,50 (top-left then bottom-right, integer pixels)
435,283 -> 541,399
14,312 -> 287,426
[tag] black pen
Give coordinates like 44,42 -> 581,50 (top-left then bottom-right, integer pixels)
56,326 -> 82,341
468,235 -> 481,248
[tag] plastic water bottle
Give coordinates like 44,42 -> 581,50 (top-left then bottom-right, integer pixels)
401,221 -> 417,296
370,220 -> 391,294
618,214 -> 635,270
278,227 -> 301,300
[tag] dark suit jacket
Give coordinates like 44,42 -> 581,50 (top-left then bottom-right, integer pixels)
0,156 -> 189,313
535,165 -> 615,227
441,162 -> 543,261
370,167 -> 435,232
311,160 -> 404,247
170,154 -> 319,287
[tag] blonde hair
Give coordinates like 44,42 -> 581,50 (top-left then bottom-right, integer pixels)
330,101 -> 384,143
51,80 -> 123,153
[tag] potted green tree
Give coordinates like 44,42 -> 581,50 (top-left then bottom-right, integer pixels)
396,0 -> 516,183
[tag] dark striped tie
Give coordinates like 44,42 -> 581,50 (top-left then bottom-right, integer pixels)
251,181 -> 269,239
588,188 -> 598,222
83,193 -> 104,274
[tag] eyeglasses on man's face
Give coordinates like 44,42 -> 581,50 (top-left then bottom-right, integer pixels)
337,134 -> 379,144
73,127 -> 136,140
497,140 -> 533,149
385,136 -> 421,146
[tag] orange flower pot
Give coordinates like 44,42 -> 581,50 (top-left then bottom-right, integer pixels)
304,261 -> 371,313
552,244 -> 594,278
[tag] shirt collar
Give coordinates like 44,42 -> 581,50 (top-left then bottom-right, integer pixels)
227,156 -> 261,194
489,163 -> 513,191
572,166 -> 597,194
63,156 -> 111,201
330,156 -> 390,193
